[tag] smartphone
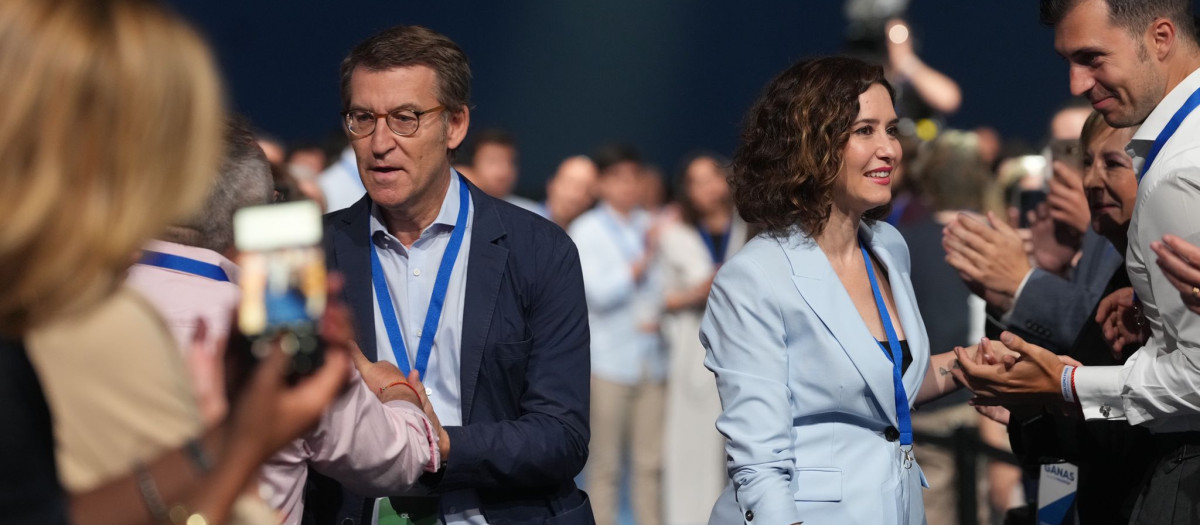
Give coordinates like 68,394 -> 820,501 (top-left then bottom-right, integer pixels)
1018,189 -> 1048,228
1048,138 -> 1084,175
233,200 -> 326,378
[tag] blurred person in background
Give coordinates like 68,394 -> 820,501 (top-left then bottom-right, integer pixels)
896,130 -> 1006,524
463,128 -> 542,213
542,155 -> 598,228
658,152 -> 750,525
320,24 -> 592,524
570,144 -> 665,525
256,133 -> 287,167
317,146 -> 368,212
639,164 -> 671,218
0,0 -> 349,523
286,141 -> 331,210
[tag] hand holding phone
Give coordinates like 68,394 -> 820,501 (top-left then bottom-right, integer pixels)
233,200 -> 326,378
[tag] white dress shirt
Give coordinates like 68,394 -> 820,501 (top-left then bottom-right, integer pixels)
568,204 -> 665,385
369,170 -> 487,524
1074,66 -> 1200,432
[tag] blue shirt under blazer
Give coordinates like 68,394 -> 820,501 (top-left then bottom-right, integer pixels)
311,177 -> 594,525
703,221 -> 930,525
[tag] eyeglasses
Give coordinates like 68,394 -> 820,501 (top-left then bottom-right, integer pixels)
341,105 -> 445,137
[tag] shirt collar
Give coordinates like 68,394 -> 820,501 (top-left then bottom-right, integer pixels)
142,239 -> 240,283
370,168 -> 464,241
1131,66 -> 1200,144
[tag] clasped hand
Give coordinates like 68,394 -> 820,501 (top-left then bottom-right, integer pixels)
952,332 -> 1081,406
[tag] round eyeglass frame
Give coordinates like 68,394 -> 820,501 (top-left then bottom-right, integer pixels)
341,105 -> 445,137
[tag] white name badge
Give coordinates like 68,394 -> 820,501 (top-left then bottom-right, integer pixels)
1037,462 -> 1078,525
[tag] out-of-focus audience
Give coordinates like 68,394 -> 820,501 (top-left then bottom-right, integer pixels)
17,0 -> 1200,523
570,144 -> 666,525
657,153 -> 749,525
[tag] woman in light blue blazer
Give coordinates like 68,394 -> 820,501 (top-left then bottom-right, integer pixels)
703,57 -> 976,525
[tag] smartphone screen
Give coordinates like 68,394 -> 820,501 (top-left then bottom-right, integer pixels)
233,200 -> 326,377
1018,189 -> 1048,228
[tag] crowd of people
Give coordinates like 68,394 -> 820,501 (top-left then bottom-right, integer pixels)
6,0 -> 1200,524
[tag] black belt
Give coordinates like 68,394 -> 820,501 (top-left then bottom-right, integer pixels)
1150,431 -> 1200,455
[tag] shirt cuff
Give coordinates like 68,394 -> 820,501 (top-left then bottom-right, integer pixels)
1073,366 -> 1126,420
999,269 -> 1035,323
382,400 -> 441,473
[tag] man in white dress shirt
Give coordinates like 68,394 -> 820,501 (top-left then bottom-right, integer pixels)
958,1 -> 1200,522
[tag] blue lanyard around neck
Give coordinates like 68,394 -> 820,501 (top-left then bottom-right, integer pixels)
138,251 -> 230,282
860,237 -> 913,449
369,174 -> 469,379
600,207 -> 643,262
1139,84 -> 1200,182
696,219 -> 733,264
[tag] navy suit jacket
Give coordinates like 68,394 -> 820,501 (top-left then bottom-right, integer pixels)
311,179 -> 593,524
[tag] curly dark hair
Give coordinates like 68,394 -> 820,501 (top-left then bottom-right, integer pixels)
732,56 -> 893,236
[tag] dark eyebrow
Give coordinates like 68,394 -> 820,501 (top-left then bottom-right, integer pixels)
853,118 -> 901,126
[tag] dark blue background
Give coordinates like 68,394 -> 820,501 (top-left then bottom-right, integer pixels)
167,1 -> 1070,198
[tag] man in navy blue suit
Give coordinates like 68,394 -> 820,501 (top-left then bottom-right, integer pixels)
312,25 -> 593,525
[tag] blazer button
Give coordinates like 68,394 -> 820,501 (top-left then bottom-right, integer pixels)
884,426 -> 900,442
341,519 -> 354,525
745,509 -> 754,521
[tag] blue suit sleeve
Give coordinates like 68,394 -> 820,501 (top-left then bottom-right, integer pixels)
438,233 -> 590,489
702,254 -> 801,525
1005,232 -> 1123,352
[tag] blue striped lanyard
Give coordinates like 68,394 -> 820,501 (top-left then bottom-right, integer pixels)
138,251 -> 230,282
1139,84 -> 1200,182
860,237 -> 914,466
369,174 -> 469,379
696,220 -> 732,264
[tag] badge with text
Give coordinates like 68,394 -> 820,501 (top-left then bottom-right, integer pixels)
1037,462 -> 1078,525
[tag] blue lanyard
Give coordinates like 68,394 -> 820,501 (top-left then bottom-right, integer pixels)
860,238 -> 913,449
138,251 -> 230,282
369,174 -> 469,379
696,220 -> 733,264
1139,84 -> 1200,182
600,207 -> 643,262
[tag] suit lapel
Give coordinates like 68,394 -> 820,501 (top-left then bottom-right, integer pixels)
865,228 -> 929,399
333,196 -> 378,361
782,233 -> 898,425
458,183 -> 508,422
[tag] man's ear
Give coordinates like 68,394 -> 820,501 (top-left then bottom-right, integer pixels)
446,106 -> 470,151
1149,16 -> 1178,61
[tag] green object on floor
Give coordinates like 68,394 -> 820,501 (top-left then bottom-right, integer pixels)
377,496 -> 439,525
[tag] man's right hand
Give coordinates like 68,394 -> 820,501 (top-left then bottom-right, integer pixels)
350,345 -> 421,406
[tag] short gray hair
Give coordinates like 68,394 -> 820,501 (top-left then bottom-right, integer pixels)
165,117 -> 273,253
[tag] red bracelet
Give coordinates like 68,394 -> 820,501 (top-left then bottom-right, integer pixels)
1070,366 -> 1079,404
380,380 -> 422,401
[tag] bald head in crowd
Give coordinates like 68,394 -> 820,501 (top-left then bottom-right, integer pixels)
544,155 -> 597,228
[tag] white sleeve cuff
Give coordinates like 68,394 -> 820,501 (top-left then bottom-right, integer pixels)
1074,365 -> 1126,420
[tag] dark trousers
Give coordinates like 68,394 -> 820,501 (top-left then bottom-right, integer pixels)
1130,433 -> 1200,525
